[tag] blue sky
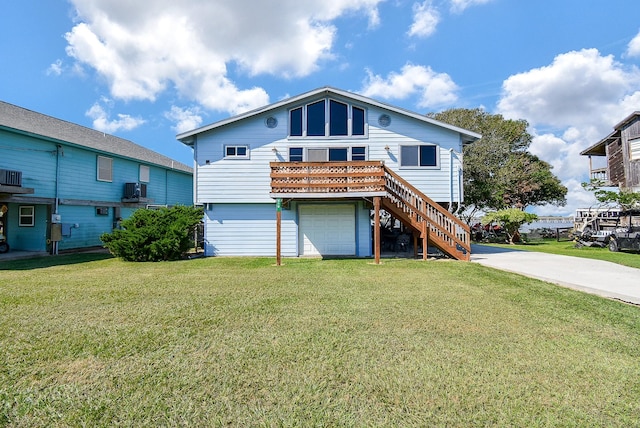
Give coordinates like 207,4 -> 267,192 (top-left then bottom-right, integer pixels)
3,0 -> 640,215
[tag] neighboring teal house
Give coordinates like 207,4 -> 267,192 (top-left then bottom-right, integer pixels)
0,101 -> 193,254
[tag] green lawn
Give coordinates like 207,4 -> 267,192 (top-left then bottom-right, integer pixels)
484,238 -> 640,269
1,254 -> 639,426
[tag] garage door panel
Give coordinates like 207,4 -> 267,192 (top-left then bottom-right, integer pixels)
299,205 -> 355,256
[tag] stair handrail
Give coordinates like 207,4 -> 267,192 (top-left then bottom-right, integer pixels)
382,164 -> 471,256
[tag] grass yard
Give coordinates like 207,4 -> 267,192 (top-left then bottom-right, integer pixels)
485,239 -> 640,269
1,254 -> 640,426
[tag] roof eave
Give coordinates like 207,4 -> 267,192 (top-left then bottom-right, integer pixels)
176,86 -> 482,143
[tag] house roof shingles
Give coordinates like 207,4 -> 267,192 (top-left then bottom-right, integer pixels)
0,100 -> 192,174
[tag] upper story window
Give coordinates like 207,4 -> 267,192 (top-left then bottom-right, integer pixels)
97,155 -> 113,182
288,146 -> 368,162
225,145 -> 250,159
400,145 -> 439,168
289,98 -> 366,138
139,165 -> 150,183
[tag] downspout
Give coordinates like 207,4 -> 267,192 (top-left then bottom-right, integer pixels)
54,145 -> 62,255
450,148 -> 463,216
449,149 -> 454,212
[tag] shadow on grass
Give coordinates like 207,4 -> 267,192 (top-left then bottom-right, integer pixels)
0,252 -> 114,271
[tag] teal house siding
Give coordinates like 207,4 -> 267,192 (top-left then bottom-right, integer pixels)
0,101 -> 193,254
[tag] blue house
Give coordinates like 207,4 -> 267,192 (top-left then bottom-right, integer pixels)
177,87 -> 479,262
0,101 -> 193,254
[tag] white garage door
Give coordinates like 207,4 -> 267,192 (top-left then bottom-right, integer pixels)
299,204 -> 356,256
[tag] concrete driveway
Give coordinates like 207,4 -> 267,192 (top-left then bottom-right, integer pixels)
470,244 -> 640,305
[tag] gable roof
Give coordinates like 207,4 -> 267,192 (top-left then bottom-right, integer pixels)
176,86 -> 481,145
0,101 -> 192,174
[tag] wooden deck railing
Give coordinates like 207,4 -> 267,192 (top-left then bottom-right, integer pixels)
270,161 -> 385,194
269,161 -> 471,260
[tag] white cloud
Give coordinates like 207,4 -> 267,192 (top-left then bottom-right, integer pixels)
165,106 -> 203,134
449,0 -> 494,14
497,49 -> 640,131
86,102 -> 145,133
626,29 -> 640,57
361,63 -> 459,108
64,0 -> 384,115
408,1 -> 440,38
47,59 -> 63,76
495,49 -> 640,215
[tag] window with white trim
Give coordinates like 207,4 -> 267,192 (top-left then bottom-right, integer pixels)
19,206 -> 34,227
139,165 -> 150,182
224,145 -> 250,159
400,145 -> 439,168
288,146 -> 368,162
97,156 -> 113,182
289,98 -> 367,138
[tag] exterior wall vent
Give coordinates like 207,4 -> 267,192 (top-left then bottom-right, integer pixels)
0,169 -> 22,186
124,182 -> 147,199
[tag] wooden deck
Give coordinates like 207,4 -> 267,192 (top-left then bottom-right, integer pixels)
270,161 -> 471,261
270,161 -> 386,197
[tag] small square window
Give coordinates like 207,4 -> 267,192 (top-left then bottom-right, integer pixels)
224,145 -> 250,159
97,156 -> 113,182
19,206 -> 34,227
400,145 -> 439,168
351,146 -> 367,161
289,147 -> 303,162
139,165 -> 150,182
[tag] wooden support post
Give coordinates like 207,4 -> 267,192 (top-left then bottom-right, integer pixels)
276,198 -> 282,266
422,221 -> 428,261
374,196 -> 381,264
413,233 -> 419,258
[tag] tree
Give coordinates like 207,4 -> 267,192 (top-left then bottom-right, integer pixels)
427,108 -> 567,217
581,180 -> 640,211
101,205 -> 203,261
482,209 -> 538,245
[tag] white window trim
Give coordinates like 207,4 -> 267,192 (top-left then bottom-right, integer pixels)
224,145 -> 251,159
139,164 -> 150,183
399,144 -> 441,169
287,146 -> 369,162
288,98 -> 368,139
97,155 -> 113,182
19,206 -> 35,227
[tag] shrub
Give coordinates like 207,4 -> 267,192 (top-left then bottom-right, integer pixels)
101,205 -> 204,261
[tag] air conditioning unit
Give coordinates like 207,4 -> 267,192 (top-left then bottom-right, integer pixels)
124,182 -> 147,199
0,169 -> 22,186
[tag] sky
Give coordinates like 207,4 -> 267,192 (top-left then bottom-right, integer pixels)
3,0 -> 640,216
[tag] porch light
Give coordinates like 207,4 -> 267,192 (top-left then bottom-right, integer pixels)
271,147 -> 278,153
384,145 -> 390,151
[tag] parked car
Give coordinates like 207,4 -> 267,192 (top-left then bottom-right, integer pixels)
608,226 -> 640,252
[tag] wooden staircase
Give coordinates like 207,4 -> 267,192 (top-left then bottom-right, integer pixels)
381,165 -> 471,261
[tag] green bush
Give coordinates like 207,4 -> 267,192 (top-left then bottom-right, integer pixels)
101,205 -> 204,261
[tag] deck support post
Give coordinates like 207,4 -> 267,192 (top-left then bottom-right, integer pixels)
374,196 -> 381,264
413,233 -> 419,258
422,221 -> 428,261
276,198 -> 282,266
